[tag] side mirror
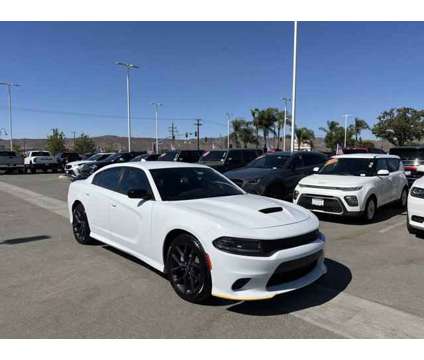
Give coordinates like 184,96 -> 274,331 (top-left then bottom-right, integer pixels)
313,167 -> 320,173
377,169 -> 389,176
127,189 -> 153,200
417,165 -> 424,173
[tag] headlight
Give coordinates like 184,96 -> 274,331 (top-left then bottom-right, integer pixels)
293,189 -> 299,200
411,187 -> 424,199
343,186 -> 362,191
247,178 -> 261,184
344,195 -> 359,206
213,237 -> 263,256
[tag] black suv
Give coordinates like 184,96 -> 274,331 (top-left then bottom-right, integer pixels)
159,150 -> 205,163
224,151 -> 328,200
78,152 -> 144,178
198,149 -> 263,173
55,152 -> 82,170
389,146 -> 424,186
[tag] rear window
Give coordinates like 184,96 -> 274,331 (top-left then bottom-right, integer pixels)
31,151 -> 50,157
0,151 -> 16,157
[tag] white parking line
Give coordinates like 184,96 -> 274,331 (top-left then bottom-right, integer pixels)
379,220 -> 405,233
2,180 -> 424,338
0,181 -> 69,219
293,286 -> 424,338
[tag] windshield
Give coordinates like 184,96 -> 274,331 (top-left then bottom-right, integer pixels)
247,154 -> 290,169
32,151 -> 50,157
159,151 -> 178,161
150,167 -> 243,201
319,158 -> 375,176
389,148 -> 424,160
200,151 -> 227,162
88,153 -> 111,161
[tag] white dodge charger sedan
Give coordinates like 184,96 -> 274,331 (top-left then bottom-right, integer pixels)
293,154 -> 408,222
68,161 -> 326,303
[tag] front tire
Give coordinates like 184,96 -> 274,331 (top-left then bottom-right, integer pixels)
364,197 -> 377,222
165,234 -> 212,303
72,203 -> 95,245
398,187 -> 408,209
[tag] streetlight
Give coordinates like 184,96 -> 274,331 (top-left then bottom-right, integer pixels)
115,62 -> 139,152
151,102 -> 162,154
342,114 -> 352,148
290,21 -> 298,153
282,97 -> 291,151
226,112 -> 233,149
0,81 -> 21,151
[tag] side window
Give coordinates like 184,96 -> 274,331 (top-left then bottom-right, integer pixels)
295,154 -> 304,168
303,153 -> 320,166
243,151 -> 258,163
376,158 -> 389,171
229,150 -> 243,163
92,167 -> 123,192
119,168 -> 153,196
387,158 -> 400,172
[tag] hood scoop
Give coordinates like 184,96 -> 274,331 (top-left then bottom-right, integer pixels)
259,207 -> 283,214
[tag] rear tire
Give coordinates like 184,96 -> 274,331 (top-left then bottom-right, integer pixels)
165,234 -> 212,303
363,196 -> 377,222
72,203 -> 95,245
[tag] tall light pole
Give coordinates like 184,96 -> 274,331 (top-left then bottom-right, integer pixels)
151,102 -> 162,154
0,81 -> 20,151
343,113 -> 352,148
115,62 -> 139,152
282,97 -> 291,151
290,21 -> 298,153
226,112 -> 232,149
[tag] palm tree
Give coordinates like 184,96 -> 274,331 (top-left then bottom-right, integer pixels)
230,118 -> 246,148
250,108 -> 260,148
353,118 -> 370,143
295,127 -> 315,150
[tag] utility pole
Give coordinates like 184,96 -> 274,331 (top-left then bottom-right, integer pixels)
343,114 -> 351,148
72,131 -> 76,148
225,112 -> 232,149
290,21 -> 298,153
282,97 -> 291,151
115,62 -> 139,152
152,102 -> 162,154
0,81 -> 21,151
194,118 -> 202,151
168,122 -> 177,148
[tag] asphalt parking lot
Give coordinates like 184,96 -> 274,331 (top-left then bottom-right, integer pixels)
1,173 -> 424,338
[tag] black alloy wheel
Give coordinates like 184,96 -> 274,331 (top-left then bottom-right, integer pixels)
72,203 -> 94,245
166,234 -> 212,303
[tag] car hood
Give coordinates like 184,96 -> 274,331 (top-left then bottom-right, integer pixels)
67,160 -> 94,167
224,167 -> 275,181
299,174 -> 371,188
172,194 -> 311,229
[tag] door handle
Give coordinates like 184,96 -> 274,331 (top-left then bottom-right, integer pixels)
85,193 -> 90,197
111,203 -> 117,208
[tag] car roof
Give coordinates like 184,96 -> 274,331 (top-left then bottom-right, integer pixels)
334,153 -> 399,159
101,161 -> 210,171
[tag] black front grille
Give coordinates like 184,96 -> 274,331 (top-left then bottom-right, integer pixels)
298,194 -> 344,214
266,250 -> 323,288
260,229 -> 320,256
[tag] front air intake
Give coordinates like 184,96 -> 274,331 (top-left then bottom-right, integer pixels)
259,207 -> 283,214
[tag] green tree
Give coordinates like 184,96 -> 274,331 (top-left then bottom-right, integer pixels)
295,127 -> 315,150
230,118 -> 257,148
353,118 -> 370,143
73,133 -> 97,154
319,120 -> 354,151
250,108 -> 261,148
372,107 -> 424,146
46,128 -> 65,155
12,143 -> 22,154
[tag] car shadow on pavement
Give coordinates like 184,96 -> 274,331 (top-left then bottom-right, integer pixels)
317,206 -> 406,225
225,258 -> 352,316
0,234 -> 51,245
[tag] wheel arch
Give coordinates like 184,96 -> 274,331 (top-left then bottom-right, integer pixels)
162,229 -> 199,272
70,199 -> 83,222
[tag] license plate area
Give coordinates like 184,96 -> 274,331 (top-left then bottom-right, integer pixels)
312,198 -> 324,206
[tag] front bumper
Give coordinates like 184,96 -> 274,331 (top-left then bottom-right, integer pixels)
209,233 -> 326,301
408,195 -> 424,231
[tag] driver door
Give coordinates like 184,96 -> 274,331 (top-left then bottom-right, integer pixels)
107,167 -> 155,254
375,158 -> 392,205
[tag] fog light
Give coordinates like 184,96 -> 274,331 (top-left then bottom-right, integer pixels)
231,278 -> 251,291
344,195 -> 358,206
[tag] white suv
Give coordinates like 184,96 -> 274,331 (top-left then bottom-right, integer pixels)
293,154 -> 408,222
407,165 -> 424,235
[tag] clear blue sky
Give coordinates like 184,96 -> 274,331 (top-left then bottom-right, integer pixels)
1,21 -> 424,140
